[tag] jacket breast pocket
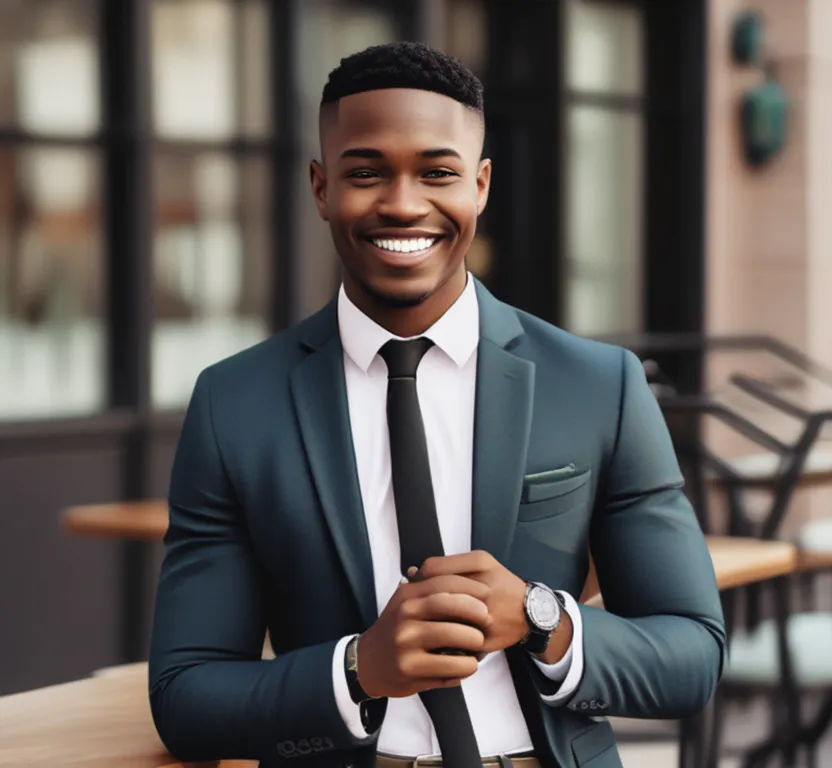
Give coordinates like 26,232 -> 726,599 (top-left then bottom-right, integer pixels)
518,469 -> 592,522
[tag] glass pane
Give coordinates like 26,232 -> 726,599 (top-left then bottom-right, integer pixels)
564,105 -> 642,337
566,0 -> 643,97
0,0 -> 100,135
239,0 -> 271,138
0,147 -> 104,419
292,1 -> 399,319
152,152 -> 271,409
444,0 -> 488,77
151,0 -> 271,140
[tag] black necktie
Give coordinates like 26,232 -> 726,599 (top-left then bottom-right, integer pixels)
380,338 -> 481,768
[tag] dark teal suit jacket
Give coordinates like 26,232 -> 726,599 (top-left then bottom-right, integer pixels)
149,280 -> 725,768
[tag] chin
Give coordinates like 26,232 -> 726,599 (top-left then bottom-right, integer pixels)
365,279 -> 432,309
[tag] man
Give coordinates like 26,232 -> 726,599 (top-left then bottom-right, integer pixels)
149,42 -> 725,768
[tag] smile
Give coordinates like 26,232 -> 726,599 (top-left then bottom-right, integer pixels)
369,237 -> 438,255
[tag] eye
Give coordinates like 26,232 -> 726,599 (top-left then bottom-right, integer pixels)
423,169 -> 457,180
345,169 -> 381,184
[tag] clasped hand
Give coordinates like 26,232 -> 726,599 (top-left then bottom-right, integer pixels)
356,551 -> 529,699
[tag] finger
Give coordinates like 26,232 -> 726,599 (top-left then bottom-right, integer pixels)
402,573 -> 491,602
407,652 -> 479,681
414,620 -> 486,654
404,592 -> 492,628
418,551 -> 493,580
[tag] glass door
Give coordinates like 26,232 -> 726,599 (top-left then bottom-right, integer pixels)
563,0 -> 645,337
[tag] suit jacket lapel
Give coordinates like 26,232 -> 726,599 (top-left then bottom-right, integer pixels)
289,302 -> 376,628
471,281 -> 535,564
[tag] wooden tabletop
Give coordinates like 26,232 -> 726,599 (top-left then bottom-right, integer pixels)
0,663 -> 255,768
0,665 -> 168,767
705,535 -> 797,590
582,535 -> 797,608
62,500 -> 168,540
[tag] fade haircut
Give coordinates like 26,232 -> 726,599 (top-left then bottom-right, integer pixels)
320,41 -> 484,116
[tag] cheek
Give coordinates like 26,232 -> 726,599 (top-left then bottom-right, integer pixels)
331,188 -> 377,223
441,194 -> 480,239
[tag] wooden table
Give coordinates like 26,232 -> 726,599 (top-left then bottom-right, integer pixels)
0,663 -> 255,768
1,536 -> 797,767
0,664 -> 167,767
62,499 -> 168,540
582,535 -> 796,608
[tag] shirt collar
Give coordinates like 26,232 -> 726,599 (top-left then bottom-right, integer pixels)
337,274 -> 479,373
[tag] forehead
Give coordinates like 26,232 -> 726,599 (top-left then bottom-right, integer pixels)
322,88 -> 480,159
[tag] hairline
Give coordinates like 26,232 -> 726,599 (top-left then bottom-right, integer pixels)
317,91 -> 485,163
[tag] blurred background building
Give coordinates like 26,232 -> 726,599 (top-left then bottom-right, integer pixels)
1,1 -> 830,747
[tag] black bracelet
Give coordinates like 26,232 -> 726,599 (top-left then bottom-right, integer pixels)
344,634 -> 372,705
344,635 -> 388,734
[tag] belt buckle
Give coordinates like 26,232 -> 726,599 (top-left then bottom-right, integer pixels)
412,755 -> 443,768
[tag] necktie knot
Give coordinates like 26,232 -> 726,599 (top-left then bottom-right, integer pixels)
379,338 -> 434,379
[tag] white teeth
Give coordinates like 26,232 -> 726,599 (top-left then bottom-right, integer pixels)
371,237 -> 436,254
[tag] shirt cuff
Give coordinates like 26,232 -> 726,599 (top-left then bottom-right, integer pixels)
531,590 -> 585,703
332,634 -> 368,738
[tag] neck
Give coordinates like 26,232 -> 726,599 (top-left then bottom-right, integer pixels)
345,270 -> 467,338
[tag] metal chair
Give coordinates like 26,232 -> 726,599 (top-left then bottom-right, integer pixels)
620,335 -> 832,767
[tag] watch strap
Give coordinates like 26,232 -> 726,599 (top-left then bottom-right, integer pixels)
344,635 -> 386,733
344,634 -> 372,704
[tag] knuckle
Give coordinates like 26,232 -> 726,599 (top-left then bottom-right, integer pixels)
399,599 -> 419,620
393,624 -> 413,649
396,653 -> 415,678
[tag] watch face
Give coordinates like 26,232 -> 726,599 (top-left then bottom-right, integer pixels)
529,586 -> 560,631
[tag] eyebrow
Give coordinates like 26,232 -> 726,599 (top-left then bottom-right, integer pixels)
339,147 -> 463,160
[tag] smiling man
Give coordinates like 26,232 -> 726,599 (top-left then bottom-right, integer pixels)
149,42 -> 725,768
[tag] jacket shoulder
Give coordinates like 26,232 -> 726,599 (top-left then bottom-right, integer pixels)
513,308 -> 634,376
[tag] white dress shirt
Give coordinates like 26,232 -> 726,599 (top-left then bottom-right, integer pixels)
331,275 -> 584,757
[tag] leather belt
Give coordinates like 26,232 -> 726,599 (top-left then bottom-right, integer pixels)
376,752 -> 541,768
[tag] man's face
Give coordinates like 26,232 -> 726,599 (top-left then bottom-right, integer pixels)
311,88 -> 491,309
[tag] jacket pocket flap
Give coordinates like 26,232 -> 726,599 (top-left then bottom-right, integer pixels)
521,469 -> 591,504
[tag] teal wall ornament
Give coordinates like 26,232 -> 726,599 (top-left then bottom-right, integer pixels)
732,10 -> 764,64
740,67 -> 788,167
732,11 -> 789,168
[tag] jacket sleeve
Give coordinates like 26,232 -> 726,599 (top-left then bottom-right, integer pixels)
544,349 -> 726,719
148,369 -> 383,762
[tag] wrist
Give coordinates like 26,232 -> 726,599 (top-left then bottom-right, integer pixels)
534,609 -> 573,664
344,634 -> 377,704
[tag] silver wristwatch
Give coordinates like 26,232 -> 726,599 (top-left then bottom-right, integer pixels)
519,581 -> 563,655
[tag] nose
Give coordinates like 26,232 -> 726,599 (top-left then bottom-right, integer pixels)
375,177 -> 431,223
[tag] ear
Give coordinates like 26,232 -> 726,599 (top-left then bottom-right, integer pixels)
309,160 -> 329,221
476,158 -> 492,216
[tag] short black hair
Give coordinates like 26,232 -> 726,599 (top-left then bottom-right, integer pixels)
321,41 -> 484,115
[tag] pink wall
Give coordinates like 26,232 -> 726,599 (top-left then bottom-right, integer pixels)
705,0 -> 832,531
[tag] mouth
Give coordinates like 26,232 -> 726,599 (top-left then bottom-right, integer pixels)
363,235 -> 444,266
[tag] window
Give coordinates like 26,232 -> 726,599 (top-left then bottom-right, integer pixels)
0,0 -> 104,420
149,0 -> 273,409
563,0 -> 644,337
